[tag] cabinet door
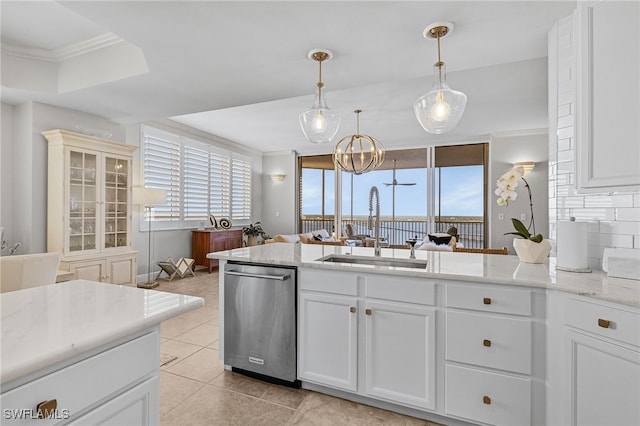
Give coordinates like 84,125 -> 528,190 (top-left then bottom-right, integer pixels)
103,155 -> 131,251
67,149 -> 99,255
576,1 -> 640,191
69,259 -> 107,282
68,376 -> 158,426
298,292 -> 358,391
107,255 -> 136,285
567,330 -> 640,426
365,300 -> 436,410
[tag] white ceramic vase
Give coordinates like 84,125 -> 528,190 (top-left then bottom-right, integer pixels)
513,238 -> 551,263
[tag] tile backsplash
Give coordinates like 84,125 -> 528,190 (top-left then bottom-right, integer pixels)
549,14 -> 640,270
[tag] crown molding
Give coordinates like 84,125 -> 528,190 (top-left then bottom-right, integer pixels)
0,33 -> 123,63
493,128 -> 548,138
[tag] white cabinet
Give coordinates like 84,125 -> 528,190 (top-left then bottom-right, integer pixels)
575,1 -> 640,192
298,292 -> 358,392
444,283 -> 541,426
43,129 -> 138,284
298,269 -> 437,411
563,296 -> 640,426
364,300 -> 435,409
0,331 -> 159,425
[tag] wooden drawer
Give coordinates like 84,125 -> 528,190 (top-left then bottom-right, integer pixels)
446,284 -> 532,316
299,269 -> 358,296
446,311 -> 532,374
565,297 -> 640,347
0,332 -> 158,425
445,364 -> 531,426
365,275 -> 435,305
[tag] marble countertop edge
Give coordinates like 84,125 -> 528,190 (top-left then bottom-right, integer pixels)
208,243 -> 640,308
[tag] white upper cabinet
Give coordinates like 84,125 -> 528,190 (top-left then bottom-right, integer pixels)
576,1 -> 640,192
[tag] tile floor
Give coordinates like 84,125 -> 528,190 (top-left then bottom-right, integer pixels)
156,269 -> 444,426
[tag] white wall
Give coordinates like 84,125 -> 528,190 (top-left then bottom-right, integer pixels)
1,103 -> 15,251
261,151 -> 298,236
490,132 -> 549,253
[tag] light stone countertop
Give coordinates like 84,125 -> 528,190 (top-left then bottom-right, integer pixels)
208,243 -> 640,308
0,280 -> 204,385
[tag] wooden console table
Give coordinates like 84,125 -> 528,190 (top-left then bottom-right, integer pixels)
191,229 -> 243,273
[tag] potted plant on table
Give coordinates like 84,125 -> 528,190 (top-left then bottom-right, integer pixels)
242,222 -> 266,246
496,165 -> 551,263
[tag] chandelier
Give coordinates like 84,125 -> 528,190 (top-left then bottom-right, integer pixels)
333,110 -> 385,175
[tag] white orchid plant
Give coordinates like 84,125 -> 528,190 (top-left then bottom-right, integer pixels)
495,166 -> 543,243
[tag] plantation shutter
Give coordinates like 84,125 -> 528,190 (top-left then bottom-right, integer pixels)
210,151 -> 231,217
231,156 -> 252,221
183,144 -> 210,221
143,133 -> 180,222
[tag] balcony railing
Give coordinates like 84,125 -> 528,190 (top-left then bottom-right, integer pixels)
301,216 -> 484,248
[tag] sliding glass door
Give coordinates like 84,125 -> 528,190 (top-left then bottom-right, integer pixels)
298,144 -> 487,248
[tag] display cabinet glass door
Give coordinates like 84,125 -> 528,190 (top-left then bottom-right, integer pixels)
69,150 -> 98,252
104,156 -> 129,249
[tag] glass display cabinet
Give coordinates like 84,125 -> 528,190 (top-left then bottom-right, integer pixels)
44,129 -> 138,284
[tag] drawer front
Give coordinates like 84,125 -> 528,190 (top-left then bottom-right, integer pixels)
446,284 -> 532,315
0,332 -> 158,425
365,275 -> 435,305
445,364 -> 531,426
446,311 -> 532,374
299,269 -> 358,296
565,297 -> 640,347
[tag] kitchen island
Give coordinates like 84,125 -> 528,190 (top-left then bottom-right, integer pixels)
0,280 -> 204,425
209,243 -> 639,426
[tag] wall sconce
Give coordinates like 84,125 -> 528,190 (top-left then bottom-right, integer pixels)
270,173 -> 286,182
513,161 -> 536,175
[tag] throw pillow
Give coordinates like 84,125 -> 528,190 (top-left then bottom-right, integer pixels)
427,233 -> 452,245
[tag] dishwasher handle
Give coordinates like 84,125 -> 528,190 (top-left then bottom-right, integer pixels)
225,270 -> 290,281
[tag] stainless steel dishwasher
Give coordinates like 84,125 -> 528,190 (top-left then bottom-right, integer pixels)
224,261 -> 299,387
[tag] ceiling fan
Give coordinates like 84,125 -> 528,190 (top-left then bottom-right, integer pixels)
383,159 -> 416,187
383,159 -> 416,245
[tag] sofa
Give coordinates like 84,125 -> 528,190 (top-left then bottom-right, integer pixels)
266,229 -> 347,246
0,252 -> 61,293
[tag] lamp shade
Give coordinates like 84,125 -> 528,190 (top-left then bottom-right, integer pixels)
132,187 -> 167,206
414,63 -> 467,134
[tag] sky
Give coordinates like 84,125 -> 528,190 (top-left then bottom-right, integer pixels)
301,165 -> 484,217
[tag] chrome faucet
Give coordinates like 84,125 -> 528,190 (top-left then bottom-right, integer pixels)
368,186 -> 381,257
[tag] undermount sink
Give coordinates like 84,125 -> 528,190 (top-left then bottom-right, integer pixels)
316,254 -> 428,269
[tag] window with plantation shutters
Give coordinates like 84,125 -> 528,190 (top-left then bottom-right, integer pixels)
143,130 -> 180,224
141,125 -> 253,229
210,152 -> 231,217
184,144 -> 210,221
231,156 -> 252,221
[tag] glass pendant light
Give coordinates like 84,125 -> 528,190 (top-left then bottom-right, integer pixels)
299,49 -> 341,144
333,110 -> 385,175
414,22 -> 467,134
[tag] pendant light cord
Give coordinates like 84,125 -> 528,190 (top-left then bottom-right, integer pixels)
436,32 -> 443,81
317,60 -> 324,99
